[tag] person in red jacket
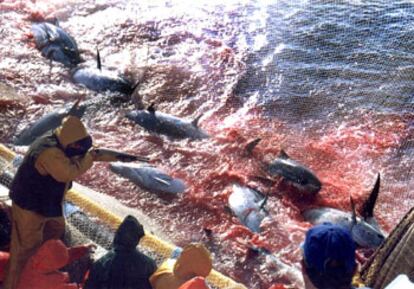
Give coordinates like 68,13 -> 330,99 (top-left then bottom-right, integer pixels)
16,239 -> 93,289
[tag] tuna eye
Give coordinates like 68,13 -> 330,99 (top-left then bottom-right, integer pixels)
378,234 -> 384,239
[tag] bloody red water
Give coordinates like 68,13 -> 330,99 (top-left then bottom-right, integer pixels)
0,1 -> 413,288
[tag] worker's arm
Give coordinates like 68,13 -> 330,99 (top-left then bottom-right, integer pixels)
35,147 -> 94,183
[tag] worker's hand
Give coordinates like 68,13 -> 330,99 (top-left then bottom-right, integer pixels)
88,148 -> 99,161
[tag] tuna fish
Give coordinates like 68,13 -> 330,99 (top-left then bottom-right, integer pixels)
14,99 -> 86,146
268,150 -> 322,194
72,49 -> 136,96
247,139 -> 321,194
109,162 -> 186,194
125,104 -> 209,140
303,174 -> 385,248
32,21 -> 81,67
228,184 -> 268,233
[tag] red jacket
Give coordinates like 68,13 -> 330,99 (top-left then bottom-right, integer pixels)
178,277 -> 210,289
17,239 -> 89,289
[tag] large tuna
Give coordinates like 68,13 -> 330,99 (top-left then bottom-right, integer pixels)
303,174 -> 385,248
72,49 -> 136,96
247,139 -> 322,194
126,104 -> 209,140
109,162 -> 186,194
228,184 -> 268,233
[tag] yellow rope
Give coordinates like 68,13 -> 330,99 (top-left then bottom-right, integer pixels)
1,144 -> 247,289
0,144 -> 15,162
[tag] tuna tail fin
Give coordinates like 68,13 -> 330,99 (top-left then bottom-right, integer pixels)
278,149 -> 290,159
147,103 -> 156,114
361,173 -> 380,220
350,196 -> 358,226
245,138 -> 261,154
96,47 -> 102,70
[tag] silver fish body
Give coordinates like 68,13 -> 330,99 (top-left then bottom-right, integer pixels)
110,162 -> 186,194
228,184 -> 268,233
126,109 -> 208,140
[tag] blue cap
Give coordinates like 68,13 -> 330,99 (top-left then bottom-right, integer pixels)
303,223 -> 356,275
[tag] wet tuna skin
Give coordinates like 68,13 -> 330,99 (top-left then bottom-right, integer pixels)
72,67 -> 134,95
32,22 -> 81,67
110,162 -> 186,194
303,207 -> 385,248
268,157 -> 322,194
126,110 -> 209,140
14,104 -> 86,146
228,184 -> 268,233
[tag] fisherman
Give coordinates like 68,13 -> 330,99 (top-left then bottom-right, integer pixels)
301,223 -> 371,289
84,215 -> 157,289
150,243 -> 213,289
4,115 -> 100,289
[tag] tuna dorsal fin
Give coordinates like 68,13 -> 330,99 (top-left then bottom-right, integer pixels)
96,47 -> 102,71
147,103 -> 156,114
361,173 -> 380,220
278,149 -> 290,159
350,196 -> 357,226
245,138 -> 261,154
192,114 -> 203,127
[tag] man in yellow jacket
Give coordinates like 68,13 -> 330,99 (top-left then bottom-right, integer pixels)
150,243 -> 213,289
4,115 -> 98,289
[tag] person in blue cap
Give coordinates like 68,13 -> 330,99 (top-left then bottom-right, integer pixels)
301,222 -> 369,289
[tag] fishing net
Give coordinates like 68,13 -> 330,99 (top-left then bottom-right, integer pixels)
360,207 -> 414,289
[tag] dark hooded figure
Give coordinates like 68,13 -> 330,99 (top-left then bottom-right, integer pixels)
84,215 -> 157,289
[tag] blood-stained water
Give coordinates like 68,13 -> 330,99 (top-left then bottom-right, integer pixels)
0,1 -> 413,288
